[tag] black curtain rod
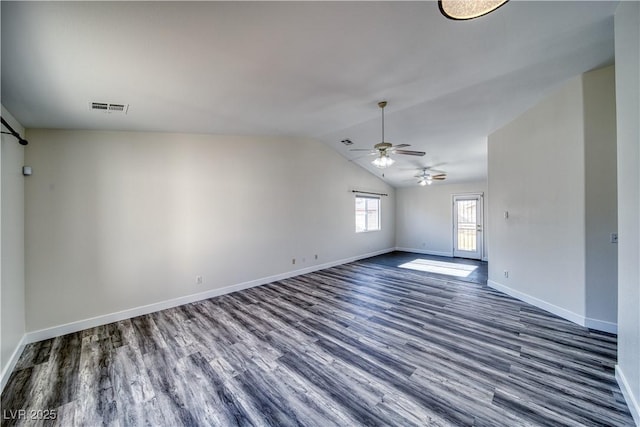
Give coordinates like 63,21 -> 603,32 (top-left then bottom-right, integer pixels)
351,190 -> 388,197
0,116 -> 28,145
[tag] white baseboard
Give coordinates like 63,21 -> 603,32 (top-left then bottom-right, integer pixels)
616,365 -> 640,426
1,334 -> 26,393
487,279 -> 617,334
488,279 -> 585,325
395,247 -> 454,258
24,248 -> 395,345
584,317 -> 618,334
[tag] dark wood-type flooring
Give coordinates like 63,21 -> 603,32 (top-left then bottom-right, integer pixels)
1,252 -> 634,426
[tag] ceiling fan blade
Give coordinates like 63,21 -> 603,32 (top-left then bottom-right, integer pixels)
350,148 -> 376,152
433,176 -> 447,180
431,173 -> 447,179
391,144 -> 410,149
395,150 -> 426,156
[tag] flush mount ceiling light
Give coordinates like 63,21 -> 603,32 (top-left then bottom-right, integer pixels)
439,0 -> 509,20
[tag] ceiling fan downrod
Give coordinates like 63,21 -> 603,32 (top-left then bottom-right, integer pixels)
378,101 -> 387,143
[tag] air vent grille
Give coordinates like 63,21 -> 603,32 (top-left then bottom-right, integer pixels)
89,102 -> 129,114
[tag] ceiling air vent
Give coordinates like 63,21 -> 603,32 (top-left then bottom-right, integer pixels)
89,102 -> 129,114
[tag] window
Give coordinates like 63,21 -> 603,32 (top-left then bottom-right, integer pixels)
355,195 -> 381,232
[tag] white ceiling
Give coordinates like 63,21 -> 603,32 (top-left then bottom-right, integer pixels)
1,1 -> 617,187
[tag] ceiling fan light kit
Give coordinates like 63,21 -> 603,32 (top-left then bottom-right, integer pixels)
439,0 -> 509,20
350,101 -> 425,170
372,153 -> 395,169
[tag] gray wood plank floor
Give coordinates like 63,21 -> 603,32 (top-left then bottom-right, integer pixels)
1,254 -> 635,426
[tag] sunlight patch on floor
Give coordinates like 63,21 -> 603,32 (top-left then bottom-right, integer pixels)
399,258 -> 478,278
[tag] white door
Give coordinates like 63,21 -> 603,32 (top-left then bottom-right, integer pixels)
453,194 -> 483,260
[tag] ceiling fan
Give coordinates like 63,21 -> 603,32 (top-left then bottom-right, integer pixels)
416,168 -> 447,186
350,101 -> 425,169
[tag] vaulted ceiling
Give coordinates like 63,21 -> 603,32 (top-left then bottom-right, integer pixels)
1,1 -> 616,186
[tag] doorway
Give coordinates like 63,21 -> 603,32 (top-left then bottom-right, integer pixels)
453,194 -> 484,260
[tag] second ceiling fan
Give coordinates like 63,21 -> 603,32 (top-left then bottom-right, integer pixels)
416,167 -> 447,186
350,101 -> 425,168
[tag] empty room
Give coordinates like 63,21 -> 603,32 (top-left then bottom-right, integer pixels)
1,1 -> 639,426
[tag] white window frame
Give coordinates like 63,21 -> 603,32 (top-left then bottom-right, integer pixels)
355,195 -> 381,233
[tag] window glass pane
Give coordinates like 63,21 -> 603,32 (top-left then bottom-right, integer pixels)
456,200 -> 477,251
367,198 -> 380,230
355,197 -> 366,232
355,196 -> 380,232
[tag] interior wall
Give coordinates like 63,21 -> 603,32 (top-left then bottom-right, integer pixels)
614,1 -> 640,423
488,75 -> 587,319
583,66 -> 618,324
395,181 -> 488,258
24,130 -> 395,333
0,106 -> 26,388
488,66 -> 618,332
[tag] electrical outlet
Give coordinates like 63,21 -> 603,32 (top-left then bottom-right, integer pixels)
503,270 -> 509,279
610,233 -> 618,243
196,275 -> 203,284
315,254 -> 318,260
292,258 -> 296,265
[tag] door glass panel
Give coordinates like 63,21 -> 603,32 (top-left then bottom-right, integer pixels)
456,200 -> 477,251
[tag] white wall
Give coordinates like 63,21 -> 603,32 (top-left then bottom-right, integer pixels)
488,66 -> 619,331
395,181 -> 487,258
583,66 -> 618,325
614,1 -> 640,423
488,75 -> 588,320
0,106 -> 26,390
24,130 -> 395,334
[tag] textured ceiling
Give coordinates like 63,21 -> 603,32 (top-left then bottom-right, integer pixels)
0,1 -> 616,186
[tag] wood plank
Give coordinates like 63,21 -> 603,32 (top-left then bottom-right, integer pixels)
0,254 -> 634,426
